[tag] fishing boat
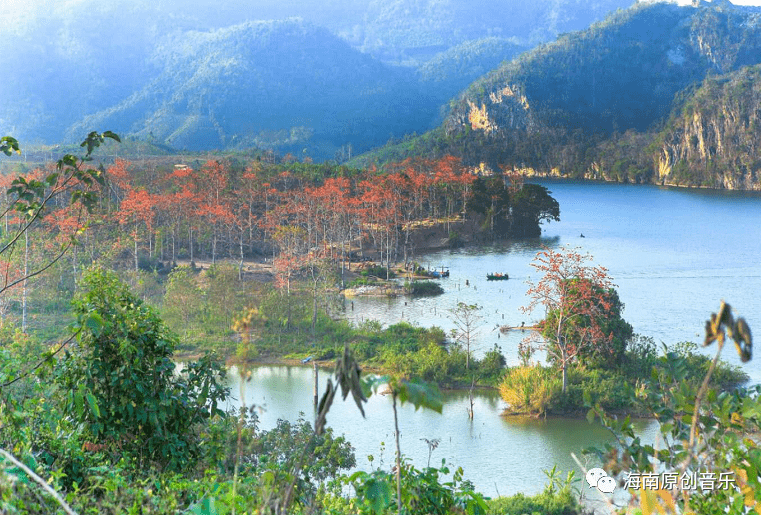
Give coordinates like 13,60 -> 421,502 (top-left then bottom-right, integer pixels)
486,273 -> 509,281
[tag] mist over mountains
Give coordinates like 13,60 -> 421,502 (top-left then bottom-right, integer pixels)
1,0 -> 632,159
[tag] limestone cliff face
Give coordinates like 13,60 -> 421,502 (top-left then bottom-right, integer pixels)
656,66 -> 761,190
434,2 -> 761,189
447,83 -> 535,135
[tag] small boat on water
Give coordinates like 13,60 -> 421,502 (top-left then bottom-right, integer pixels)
486,273 -> 509,281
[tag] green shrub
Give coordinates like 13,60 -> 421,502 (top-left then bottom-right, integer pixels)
553,367 -> 633,414
620,334 -> 658,378
669,341 -> 749,389
486,487 -> 582,515
55,267 -> 229,472
477,344 -> 507,383
406,280 -> 445,296
343,459 -> 488,515
361,265 -> 395,279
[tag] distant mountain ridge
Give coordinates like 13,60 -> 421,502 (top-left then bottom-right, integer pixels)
345,0 -> 634,65
67,19 -> 435,157
355,1 -> 761,189
0,0 -> 633,159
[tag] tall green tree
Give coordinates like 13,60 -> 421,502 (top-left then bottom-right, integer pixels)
509,184 -> 560,237
55,267 -> 228,471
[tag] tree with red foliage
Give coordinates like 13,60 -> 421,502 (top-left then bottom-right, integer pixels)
522,246 -> 629,392
118,188 -> 158,270
166,165 -> 202,264
359,175 -> 397,277
197,160 -> 234,264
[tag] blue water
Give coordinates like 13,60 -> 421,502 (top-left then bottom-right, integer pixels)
344,180 -> 761,383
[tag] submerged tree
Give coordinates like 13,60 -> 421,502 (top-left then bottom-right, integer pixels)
449,302 -> 483,370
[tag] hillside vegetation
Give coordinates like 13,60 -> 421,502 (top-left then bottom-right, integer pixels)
0,0 -> 632,161
354,2 -> 761,190
68,19 -> 435,158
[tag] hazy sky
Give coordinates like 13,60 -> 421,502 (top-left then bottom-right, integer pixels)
6,0 -> 761,16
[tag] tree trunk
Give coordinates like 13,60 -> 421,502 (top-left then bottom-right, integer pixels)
312,279 -> 318,334
466,333 -> 470,370
22,230 -> 28,333
468,378 -> 475,419
239,230 -> 244,281
212,230 -> 217,264
393,392 -> 402,515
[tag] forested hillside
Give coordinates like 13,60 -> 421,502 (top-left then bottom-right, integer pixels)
347,0 -> 633,64
1,0 -> 633,160
67,19 -> 434,158
354,1 -> 761,189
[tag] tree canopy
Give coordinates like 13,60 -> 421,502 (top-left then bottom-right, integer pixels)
55,267 -> 228,471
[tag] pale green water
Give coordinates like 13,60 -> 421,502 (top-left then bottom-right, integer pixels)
225,364 -> 656,499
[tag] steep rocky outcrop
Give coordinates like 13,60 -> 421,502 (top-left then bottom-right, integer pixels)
654,66 -> 761,189
360,1 -> 761,189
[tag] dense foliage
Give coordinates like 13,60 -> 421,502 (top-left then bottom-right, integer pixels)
500,336 -> 748,417
0,0 -> 631,159
56,267 -> 229,471
586,303 -> 758,514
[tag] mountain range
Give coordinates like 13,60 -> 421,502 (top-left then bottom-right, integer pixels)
355,0 -> 761,189
0,0 -> 632,160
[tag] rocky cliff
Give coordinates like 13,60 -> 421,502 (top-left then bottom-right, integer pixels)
362,1 -> 761,189
655,65 -> 761,189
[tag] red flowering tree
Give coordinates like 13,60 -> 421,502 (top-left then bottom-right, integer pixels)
522,246 -> 626,392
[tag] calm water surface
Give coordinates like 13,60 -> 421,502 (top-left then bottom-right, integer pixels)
225,364 -> 653,500
226,181 -> 761,501
343,180 -> 761,382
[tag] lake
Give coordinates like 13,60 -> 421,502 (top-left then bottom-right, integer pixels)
343,180 -> 761,382
225,180 -> 761,501
225,364 -> 655,503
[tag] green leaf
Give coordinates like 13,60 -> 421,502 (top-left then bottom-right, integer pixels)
85,312 -> 104,336
365,478 -> 392,514
396,378 -> 443,413
74,389 -> 84,415
349,470 -> 369,482
103,131 -> 121,143
0,136 -> 20,156
188,497 -> 227,515
86,392 -> 100,418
